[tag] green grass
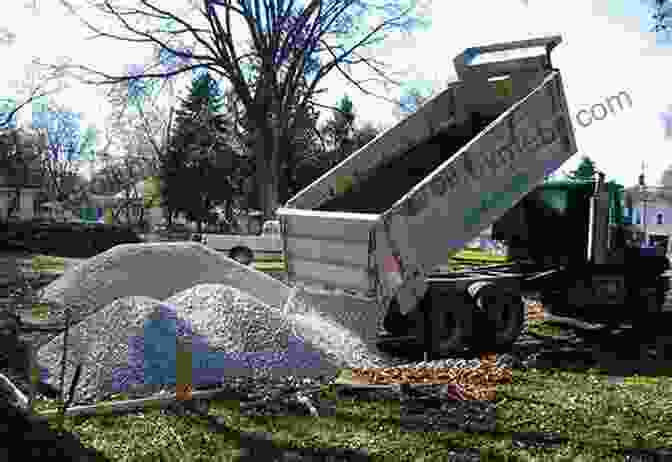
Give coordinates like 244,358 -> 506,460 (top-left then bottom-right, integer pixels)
30,302 -> 51,321
26,250 -> 672,460
31,254 -> 67,273
451,249 -> 510,264
31,357 -> 672,462
253,254 -> 284,263
526,321 -> 568,338
253,261 -> 286,272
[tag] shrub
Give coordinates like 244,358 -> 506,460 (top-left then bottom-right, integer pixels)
4,220 -> 142,257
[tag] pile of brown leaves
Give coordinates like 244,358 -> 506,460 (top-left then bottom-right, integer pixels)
526,299 -> 545,322
349,353 -> 513,401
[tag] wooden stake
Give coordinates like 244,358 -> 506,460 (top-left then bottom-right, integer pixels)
31,386 -> 243,422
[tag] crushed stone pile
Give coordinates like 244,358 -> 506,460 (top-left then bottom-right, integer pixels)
37,242 -> 292,326
286,285 -> 390,347
36,284 -> 390,405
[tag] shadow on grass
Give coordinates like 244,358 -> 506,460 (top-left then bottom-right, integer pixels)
312,396 -> 672,461
520,321 -> 672,379
170,402 -> 373,462
357,320 -> 672,460
1,398 -> 112,461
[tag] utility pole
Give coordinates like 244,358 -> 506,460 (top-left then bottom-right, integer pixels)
639,161 -> 649,247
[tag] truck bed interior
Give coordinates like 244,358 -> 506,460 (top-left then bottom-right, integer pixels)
317,114 -> 498,214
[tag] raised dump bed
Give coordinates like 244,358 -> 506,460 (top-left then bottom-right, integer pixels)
277,36 -> 577,319
317,115 -> 497,214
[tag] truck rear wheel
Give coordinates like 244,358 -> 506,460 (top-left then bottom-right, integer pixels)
489,291 -> 525,350
468,282 -> 525,352
414,289 -> 474,356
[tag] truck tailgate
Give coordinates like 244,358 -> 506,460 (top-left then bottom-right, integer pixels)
279,209 -> 379,295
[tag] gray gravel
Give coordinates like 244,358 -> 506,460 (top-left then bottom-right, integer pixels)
36,284 -> 390,405
37,242 -> 293,326
32,242 -> 527,406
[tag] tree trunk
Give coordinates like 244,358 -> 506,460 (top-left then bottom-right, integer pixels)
125,197 -> 132,223
253,127 -> 280,220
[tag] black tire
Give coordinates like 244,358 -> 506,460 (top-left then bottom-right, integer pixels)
490,291 -> 526,350
413,289 -> 474,357
470,283 -> 525,352
230,248 -> 254,265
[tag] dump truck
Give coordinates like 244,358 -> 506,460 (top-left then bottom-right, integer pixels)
276,36 -> 670,357
494,176 -> 670,327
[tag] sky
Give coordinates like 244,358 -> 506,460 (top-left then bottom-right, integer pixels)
1,0 -> 672,188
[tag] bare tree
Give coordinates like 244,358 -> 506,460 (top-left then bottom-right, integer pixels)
87,81 -> 175,227
91,154 -> 149,225
393,86 -> 432,120
650,0 -> 672,40
0,58 -> 71,130
27,102 -> 90,209
55,0 -> 429,219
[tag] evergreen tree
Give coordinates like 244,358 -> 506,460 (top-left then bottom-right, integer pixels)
566,156 -> 598,181
162,71 -> 242,232
322,95 -> 356,163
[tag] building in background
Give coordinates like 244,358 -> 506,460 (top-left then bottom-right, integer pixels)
0,131 -> 44,221
624,182 -> 672,253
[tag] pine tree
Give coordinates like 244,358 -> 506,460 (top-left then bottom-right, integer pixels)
161,71 -> 242,233
566,156 -> 597,181
322,95 -> 356,163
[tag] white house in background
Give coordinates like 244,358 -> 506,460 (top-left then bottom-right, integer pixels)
0,160 -> 43,222
624,184 -> 672,252
110,178 -> 190,230
0,183 -> 40,221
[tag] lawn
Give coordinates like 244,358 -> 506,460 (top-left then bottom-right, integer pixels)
28,321 -> 672,462
31,254 -> 67,273
452,249 -> 510,263
24,253 -> 672,461
29,366 -> 672,462
252,260 -> 285,272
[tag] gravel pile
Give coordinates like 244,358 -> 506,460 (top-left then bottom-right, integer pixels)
36,284 -> 391,405
30,241 -> 535,407
37,242 -> 292,326
286,285 -> 391,346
